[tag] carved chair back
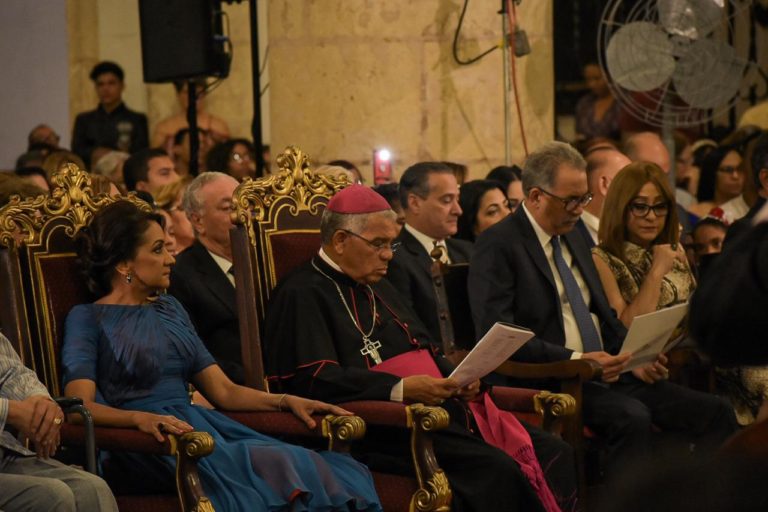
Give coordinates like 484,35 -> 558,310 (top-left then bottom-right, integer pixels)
230,146 -> 349,389
0,165 -> 150,395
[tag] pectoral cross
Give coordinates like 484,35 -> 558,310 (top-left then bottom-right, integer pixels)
360,336 -> 383,364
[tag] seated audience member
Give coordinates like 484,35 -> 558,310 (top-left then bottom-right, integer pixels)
673,132 -> 698,209
371,183 -> 405,226
71,61 -> 149,168
0,174 -> 46,207
328,160 -> 363,184
155,208 -> 179,256
42,151 -> 87,180
574,62 -> 621,141
122,148 -> 180,196
205,139 -> 257,181
691,201 -> 768,365
691,146 -> 747,221
725,130 -> 768,244
264,185 -> 577,512
455,179 -> 511,242
27,123 -> 61,150
688,217 -> 727,271
152,79 -> 229,153
172,128 -> 213,177
15,150 -> 49,171
487,164 -> 524,212
624,131 -> 696,231
88,174 -> 121,197
0,332 -> 119,512
168,173 -> 244,383
468,142 -> 737,476
592,162 -> 694,329
386,162 -> 472,344
315,164 -> 357,183
14,166 -> 50,191
442,161 -> 468,185
154,179 -> 195,253
62,201 -> 381,512
580,147 -> 631,245
91,150 -> 130,189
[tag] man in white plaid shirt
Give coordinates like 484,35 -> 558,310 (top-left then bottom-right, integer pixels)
0,333 -> 117,511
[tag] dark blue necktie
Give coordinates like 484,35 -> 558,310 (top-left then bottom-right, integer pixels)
550,236 -> 602,352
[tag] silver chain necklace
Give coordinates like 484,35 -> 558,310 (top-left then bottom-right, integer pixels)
311,259 -> 383,364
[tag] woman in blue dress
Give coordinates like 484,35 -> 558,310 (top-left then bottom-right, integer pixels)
62,200 -> 382,512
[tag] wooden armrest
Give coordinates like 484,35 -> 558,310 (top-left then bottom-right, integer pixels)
61,425 -> 214,511
342,401 -> 452,510
223,411 -> 365,453
496,359 -> 603,381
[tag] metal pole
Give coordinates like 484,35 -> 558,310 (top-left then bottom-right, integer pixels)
249,0 -> 265,177
501,1 -> 512,165
187,81 -> 199,177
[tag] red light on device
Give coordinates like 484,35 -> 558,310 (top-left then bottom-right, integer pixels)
373,148 -> 393,185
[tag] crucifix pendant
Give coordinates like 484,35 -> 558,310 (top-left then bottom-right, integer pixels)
360,336 -> 383,364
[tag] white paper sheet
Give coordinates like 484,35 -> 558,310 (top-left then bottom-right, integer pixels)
449,322 -> 534,387
619,303 -> 689,372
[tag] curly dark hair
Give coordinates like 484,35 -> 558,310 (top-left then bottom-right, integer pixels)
75,201 -> 164,297
456,179 -> 507,242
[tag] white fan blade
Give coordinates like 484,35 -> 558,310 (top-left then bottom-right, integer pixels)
673,38 -> 745,109
658,0 -> 724,39
606,22 -> 675,92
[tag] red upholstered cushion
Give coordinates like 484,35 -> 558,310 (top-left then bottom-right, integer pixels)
267,231 -> 321,283
36,254 -> 90,352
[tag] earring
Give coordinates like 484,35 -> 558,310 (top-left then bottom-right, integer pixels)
125,272 -> 133,284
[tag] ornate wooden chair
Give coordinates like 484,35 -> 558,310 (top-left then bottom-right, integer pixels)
0,166 -> 366,512
230,146 -> 577,511
0,165 -> 215,511
429,254 -> 601,509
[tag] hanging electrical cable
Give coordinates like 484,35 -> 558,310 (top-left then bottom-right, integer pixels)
453,0 -> 501,65
506,0 -> 529,156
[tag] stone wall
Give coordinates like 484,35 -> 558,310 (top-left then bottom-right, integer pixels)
267,0 -> 554,181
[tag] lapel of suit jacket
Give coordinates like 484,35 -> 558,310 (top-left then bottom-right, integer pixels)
191,242 -> 238,315
398,228 -> 434,272
515,210 -> 556,289
564,229 -> 604,309
446,238 -> 471,263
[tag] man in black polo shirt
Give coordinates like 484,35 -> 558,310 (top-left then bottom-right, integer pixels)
71,61 -> 149,168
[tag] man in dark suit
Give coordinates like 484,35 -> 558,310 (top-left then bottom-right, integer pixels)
469,141 -> 737,474
168,172 -> 244,383
385,162 -> 473,343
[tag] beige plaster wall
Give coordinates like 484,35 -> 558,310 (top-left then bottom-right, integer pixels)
267,0 -> 554,181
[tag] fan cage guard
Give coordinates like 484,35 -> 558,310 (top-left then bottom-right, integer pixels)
597,0 -> 754,128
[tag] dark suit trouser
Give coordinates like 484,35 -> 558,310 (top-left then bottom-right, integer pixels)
582,377 -> 738,478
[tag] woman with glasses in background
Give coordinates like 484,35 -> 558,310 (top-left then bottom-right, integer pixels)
205,138 -> 257,181
592,162 -> 693,327
690,146 -> 747,222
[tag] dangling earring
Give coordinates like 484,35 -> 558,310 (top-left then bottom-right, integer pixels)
125,271 -> 133,284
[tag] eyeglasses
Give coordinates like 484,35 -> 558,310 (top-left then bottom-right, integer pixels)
538,188 -> 593,211
341,229 -> 401,254
628,201 -> 669,218
230,152 -> 252,163
717,165 -> 744,176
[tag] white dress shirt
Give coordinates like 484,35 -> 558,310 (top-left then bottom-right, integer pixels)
404,224 -> 449,263
580,210 -> 600,245
522,204 -> 603,358
207,250 -> 235,287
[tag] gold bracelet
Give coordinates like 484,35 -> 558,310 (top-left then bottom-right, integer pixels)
277,393 -> 288,412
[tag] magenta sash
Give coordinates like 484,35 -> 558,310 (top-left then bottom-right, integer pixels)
372,350 -> 562,512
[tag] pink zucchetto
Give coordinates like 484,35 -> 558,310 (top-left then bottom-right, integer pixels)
326,185 -> 391,214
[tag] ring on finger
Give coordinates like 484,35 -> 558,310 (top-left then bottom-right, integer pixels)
53,417 -> 63,425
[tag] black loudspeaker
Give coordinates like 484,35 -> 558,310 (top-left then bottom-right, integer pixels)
139,0 -> 230,83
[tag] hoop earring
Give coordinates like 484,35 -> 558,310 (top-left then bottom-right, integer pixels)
125,272 -> 133,284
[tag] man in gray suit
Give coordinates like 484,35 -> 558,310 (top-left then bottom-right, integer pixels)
0,333 -> 118,511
